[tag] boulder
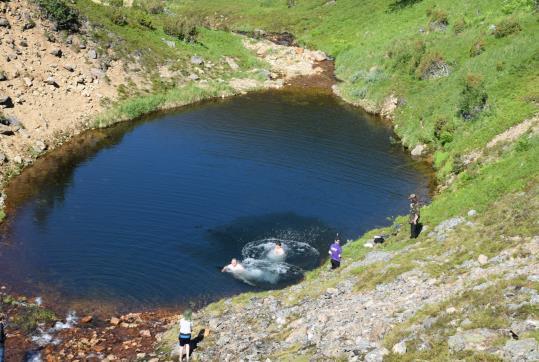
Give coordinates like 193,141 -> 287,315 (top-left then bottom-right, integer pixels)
139,329 -> 151,337
477,254 -> 488,265
50,49 -> 62,57
45,77 -> 59,87
188,73 -> 199,81
392,341 -> 407,355
467,209 -> 477,217
224,57 -> 239,71
364,348 -> 389,362
0,18 -> 10,28
448,328 -> 498,353
191,55 -> 204,65
411,143 -> 428,157
33,140 -> 47,153
80,315 -> 93,323
0,72 -> 7,81
88,50 -> 98,59
110,317 -> 120,326
0,96 -> 13,108
502,338 -> 539,361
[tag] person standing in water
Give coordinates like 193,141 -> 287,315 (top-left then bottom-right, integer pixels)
328,237 -> 342,269
178,309 -> 193,362
221,258 -> 245,273
409,194 -> 421,239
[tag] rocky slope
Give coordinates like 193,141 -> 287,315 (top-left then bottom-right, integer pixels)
160,185 -> 539,361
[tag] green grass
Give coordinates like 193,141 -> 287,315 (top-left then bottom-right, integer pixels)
171,0 -> 538,181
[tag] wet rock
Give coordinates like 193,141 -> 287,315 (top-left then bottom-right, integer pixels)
411,143 -> 428,157
80,315 -> 93,324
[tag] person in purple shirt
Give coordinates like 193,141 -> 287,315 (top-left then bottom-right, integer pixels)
328,237 -> 342,269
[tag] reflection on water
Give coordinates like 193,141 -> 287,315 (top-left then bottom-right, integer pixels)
0,90 -> 431,311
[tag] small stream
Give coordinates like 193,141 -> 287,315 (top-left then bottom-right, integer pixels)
0,89 -> 431,312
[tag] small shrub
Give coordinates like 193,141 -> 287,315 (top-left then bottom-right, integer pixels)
434,118 -> 455,145
110,9 -> 128,26
501,0 -> 536,14
453,18 -> 467,34
351,87 -> 368,99
35,0 -> 79,31
493,18 -> 522,38
134,12 -> 154,30
458,73 -> 488,120
416,52 -> 450,79
469,38 -> 486,57
163,17 -> 198,43
389,39 -> 425,75
427,8 -> 449,31
133,0 -> 164,14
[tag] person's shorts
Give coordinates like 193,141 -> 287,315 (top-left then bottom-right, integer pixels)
179,333 -> 191,346
331,259 -> 340,269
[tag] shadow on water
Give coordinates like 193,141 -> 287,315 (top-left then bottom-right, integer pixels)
207,212 -> 337,254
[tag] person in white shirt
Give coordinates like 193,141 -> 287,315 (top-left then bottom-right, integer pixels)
178,309 -> 193,361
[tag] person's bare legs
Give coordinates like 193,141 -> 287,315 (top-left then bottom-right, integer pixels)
185,344 -> 190,362
179,344 -> 184,361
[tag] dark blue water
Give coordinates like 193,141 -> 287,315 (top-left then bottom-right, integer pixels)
0,91 -> 430,310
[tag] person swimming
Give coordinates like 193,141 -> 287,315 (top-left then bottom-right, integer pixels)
274,241 -> 285,256
221,258 -> 245,273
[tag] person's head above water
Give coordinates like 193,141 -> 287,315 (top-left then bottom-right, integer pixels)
275,241 -> 282,247
231,258 -> 238,266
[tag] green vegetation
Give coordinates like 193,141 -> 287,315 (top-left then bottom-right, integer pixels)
171,0 -> 538,183
34,0 -> 80,30
1,294 -> 57,334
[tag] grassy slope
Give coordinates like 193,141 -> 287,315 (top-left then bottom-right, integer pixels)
71,0 -> 267,126
157,0 -> 539,358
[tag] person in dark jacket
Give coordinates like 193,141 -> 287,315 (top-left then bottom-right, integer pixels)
409,194 -> 421,239
0,314 -> 6,362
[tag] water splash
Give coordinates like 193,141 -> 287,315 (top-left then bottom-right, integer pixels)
31,311 -> 77,347
242,238 -> 320,269
224,258 -> 303,287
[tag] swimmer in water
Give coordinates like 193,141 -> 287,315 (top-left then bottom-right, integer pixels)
274,241 -> 285,257
221,258 -> 245,273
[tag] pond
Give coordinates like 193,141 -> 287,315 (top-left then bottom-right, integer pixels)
0,90 -> 431,312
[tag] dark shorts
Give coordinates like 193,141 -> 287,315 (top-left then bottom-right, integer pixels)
331,259 -> 340,269
179,334 -> 191,346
